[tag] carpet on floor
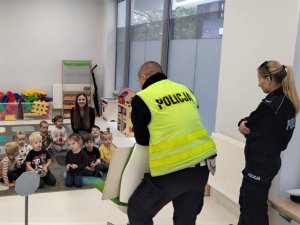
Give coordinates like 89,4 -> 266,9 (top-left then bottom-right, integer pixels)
0,123 -> 103,196
0,155 -> 104,196
55,153 -> 67,166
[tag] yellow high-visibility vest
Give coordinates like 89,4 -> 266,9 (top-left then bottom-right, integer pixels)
137,79 -> 217,176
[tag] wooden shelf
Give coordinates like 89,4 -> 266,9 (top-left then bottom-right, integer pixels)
62,60 -> 92,119
63,90 -> 91,95
63,96 -> 76,101
269,197 -> 300,224
64,114 -> 71,119
63,105 -> 74,109
117,88 -> 135,136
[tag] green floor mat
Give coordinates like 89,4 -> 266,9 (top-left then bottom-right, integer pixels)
63,172 -> 103,184
93,182 -> 127,206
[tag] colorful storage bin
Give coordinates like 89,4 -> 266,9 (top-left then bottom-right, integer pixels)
21,101 -> 52,120
0,103 -> 19,121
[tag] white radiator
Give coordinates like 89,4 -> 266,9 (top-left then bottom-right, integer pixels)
52,84 -> 92,109
52,84 -> 62,109
208,132 -> 245,204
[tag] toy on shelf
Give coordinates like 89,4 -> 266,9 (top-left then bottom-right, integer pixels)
22,101 -> 52,120
22,89 -> 47,98
6,91 -> 16,102
32,101 -> 50,116
0,89 -> 53,121
0,92 -> 4,101
0,91 -> 21,121
117,88 -> 135,136
20,89 -> 53,120
0,91 -> 21,103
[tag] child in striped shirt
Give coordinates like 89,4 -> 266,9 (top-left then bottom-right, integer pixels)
0,142 -> 21,187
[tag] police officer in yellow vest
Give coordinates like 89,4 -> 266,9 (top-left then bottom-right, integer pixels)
127,61 -> 217,225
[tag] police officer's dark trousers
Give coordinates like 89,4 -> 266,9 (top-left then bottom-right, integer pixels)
238,157 -> 281,225
127,165 -> 209,225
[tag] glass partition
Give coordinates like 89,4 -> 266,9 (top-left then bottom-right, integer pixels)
128,0 -> 164,92
168,0 -> 225,132
115,1 -> 127,92
115,0 -> 225,132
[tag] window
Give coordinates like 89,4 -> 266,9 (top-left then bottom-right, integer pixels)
115,0 -> 225,132
115,0 -> 127,91
167,0 -> 225,132
128,0 -> 164,91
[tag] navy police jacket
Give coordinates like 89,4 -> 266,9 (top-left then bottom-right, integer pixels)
239,87 -> 296,163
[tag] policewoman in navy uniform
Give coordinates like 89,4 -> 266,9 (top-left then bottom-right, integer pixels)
238,60 -> 300,225
127,61 -> 217,225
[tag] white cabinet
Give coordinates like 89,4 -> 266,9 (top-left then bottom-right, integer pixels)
269,198 -> 300,225
101,98 -> 118,122
269,208 -> 300,225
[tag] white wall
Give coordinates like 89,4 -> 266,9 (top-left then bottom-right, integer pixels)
215,0 -> 300,198
0,0 -> 106,97
216,0 -> 300,140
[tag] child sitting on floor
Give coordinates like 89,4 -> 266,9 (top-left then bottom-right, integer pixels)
65,133 -> 88,188
39,120 -> 53,153
0,142 -> 22,187
14,131 -> 32,172
82,134 -> 103,178
51,115 -> 68,152
26,132 -> 56,188
99,128 -> 116,170
91,125 -> 102,149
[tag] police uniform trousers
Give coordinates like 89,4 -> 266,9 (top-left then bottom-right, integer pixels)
238,157 -> 281,225
127,165 -> 209,225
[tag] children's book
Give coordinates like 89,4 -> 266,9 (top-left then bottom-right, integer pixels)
102,144 -> 149,204
102,146 -> 132,200
119,144 -> 149,203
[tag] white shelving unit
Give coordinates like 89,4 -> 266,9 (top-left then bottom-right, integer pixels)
101,97 -> 118,122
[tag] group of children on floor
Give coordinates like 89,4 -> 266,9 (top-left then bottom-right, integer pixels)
0,116 -> 116,189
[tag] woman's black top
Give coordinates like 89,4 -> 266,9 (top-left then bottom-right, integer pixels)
238,87 -> 296,163
71,106 -> 95,133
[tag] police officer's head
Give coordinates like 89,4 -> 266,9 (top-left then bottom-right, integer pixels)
258,60 -> 300,113
137,61 -> 163,89
258,61 -> 287,84
257,60 -> 287,93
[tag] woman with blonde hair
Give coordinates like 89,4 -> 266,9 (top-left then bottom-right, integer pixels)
238,60 -> 300,225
